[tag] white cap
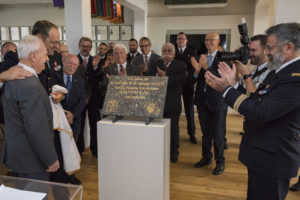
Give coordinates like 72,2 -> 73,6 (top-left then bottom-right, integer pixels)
52,84 -> 68,94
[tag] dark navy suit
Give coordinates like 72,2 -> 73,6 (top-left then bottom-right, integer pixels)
193,51 -> 227,164
76,54 -> 102,156
61,73 -> 86,141
223,59 -> 300,200
153,59 -> 187,156
175,46 -> 197,138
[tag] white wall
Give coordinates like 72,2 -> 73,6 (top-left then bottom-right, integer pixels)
274,0 -> 300,24
148,14 -> 254,55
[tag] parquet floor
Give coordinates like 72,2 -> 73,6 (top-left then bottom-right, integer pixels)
1,114 -> 299,200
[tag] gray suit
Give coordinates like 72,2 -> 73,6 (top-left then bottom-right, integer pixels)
1,76 -> 58,174
133,53 -> 161,76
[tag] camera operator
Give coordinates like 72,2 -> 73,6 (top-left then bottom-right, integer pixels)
235,35 -> 270,93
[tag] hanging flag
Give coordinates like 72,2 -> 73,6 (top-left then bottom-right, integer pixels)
53,0 -> 64,7
103,0 -> 113,20
110,3 -> 123,23
91,0 -> 97,17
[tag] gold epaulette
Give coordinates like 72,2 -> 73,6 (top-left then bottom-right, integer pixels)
291,73 -> 300,77
245,90 -> 251,97
233,94 -> 248,111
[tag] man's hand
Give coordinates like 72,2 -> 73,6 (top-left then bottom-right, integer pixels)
46,160 -> 60,172
65,110 -> 74,125
218,62 -> 238,86
204,61 -> 238,93
120,69 -> 127,76
157,67 -> 166,77
139,64 -> 147,73
199,54 -> 209,71
50,91 -> 65,104
191,57 -> 201,74
92,55 -> 101,68
235,59 -> 251,76
0,65 -> 33,82
205,71 -> 231,93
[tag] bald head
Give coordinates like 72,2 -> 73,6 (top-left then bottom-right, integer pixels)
63,54 -> 79,76
205,32 -> 220,53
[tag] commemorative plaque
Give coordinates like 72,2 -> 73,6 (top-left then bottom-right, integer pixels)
102,76 -> 168,123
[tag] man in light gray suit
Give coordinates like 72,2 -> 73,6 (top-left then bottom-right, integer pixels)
1,35 -> 59,181
133,37 -> 161,76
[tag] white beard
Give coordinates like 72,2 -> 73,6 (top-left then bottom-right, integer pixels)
269,51 -> 286,71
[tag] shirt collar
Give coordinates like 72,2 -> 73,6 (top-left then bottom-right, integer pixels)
63,72 -> 72,83
207,50 -> 218,58
145,52 -> 151,58
276,56 -> 300,73
80,54 -> 89,61
178,46 -> 186,52
257,61 -> 268,71
117,61 -> 127,69
18,62 -> 37,77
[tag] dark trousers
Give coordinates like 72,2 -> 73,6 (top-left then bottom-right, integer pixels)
87,104 -> 101,156
197,103 -> 225,163
247,169 -> 290,200
182,87 -> 195,137
164,111 -> 181,155
50,131 -> 68,184
77,104 -> 101,155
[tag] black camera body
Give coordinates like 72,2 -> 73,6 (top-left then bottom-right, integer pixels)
219,21 -> 250,64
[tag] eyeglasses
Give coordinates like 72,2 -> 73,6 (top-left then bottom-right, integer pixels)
80,45 -> 92,48
140,44 -> 150,48
177,38 -> 186,41
205,39 -> 218,42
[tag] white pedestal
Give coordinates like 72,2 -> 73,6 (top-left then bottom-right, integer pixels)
97,117 -> 170,200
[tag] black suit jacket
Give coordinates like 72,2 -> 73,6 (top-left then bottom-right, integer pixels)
76,54 -> 101,107
224,59 -> 300,179
127,52 -> 141,64
133,53 -> 161,76
61,73 -> 86,137
193,51 -> 225,111
175,46 -> 197,92
38,51 -> 64,94
154,59 -> 187,112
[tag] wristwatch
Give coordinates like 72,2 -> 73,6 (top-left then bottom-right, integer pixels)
243,74 -> 252,80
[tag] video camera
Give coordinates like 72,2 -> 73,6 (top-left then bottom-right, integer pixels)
218,18 -> 250,64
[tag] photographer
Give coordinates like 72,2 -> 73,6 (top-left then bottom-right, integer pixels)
235,35 -> 270,93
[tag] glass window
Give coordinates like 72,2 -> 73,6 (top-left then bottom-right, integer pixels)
10,27 -> 20,40
20,27 -> 30,38
1,27 -> 10,40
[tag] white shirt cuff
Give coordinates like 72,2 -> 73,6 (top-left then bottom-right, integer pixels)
223,86 -> 232,98
0,82 -> 3,88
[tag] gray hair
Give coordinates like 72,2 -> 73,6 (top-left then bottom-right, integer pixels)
161,43 -> 175,52
18,35 -> 43,59
114,43 -> 127,53
266,22 -> 300,52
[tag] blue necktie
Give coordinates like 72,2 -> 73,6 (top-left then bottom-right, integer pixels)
66,76 -> 72,100
207,55 -> 213,67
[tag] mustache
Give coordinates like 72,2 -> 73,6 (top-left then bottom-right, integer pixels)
162,55 -> 172,59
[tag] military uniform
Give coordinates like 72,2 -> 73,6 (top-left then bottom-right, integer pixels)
223,58 -> 300,200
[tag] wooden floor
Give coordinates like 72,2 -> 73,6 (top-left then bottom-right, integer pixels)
1,115 -> 300,200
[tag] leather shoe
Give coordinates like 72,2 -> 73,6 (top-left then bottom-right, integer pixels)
170,153 -> 179,163
213,163 -> 225,175
68,174 -> 82,185
289,180 -> 300,191
189,136 -> 198,144
193,158 -> 211,168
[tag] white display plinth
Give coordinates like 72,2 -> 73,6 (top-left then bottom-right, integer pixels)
97,117 -> 170,200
